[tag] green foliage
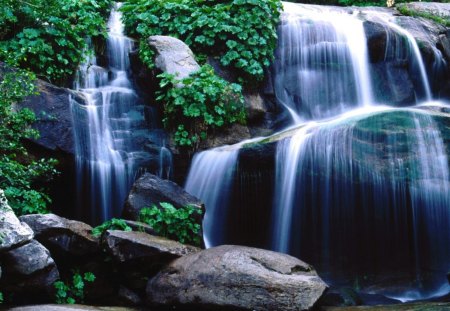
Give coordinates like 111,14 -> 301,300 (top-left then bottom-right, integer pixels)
156,64 -> 246,148
121,0 -> 282,82
92,218 -> 133,237
0,291 -> 3,303
0,69 -> 58,215
139,202 -> 202,246
0,0 -> 112,85
54,271 -> 96,304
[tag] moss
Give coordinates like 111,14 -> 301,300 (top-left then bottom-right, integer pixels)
397,5 -> 450,27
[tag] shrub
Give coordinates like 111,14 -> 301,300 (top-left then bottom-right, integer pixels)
54,271 -> 96,304
0,0 -> 112,85
139,202 -> 202,246
121,0 -> 282,83
156,64 -> 246,149
0,69 -> 58,215
91,218 -> 132,237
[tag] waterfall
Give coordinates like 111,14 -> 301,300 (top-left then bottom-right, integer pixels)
183,2 -> 449,299
71,3 -> 167,223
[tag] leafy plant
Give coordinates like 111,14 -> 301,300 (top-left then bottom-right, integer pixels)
139,202 -> 202,246
0,69 -> 58,215
54,271 -> 96,304
156,64 -> 246,149
92,218 -> 132,237
121,0 -> 282,83
0,0 -> 112,85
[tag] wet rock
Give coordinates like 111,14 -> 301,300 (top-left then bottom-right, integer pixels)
146,245 -> 328,311
0,190 -> 34,252
148,35 -> 200,79
19,213 -> 99,257
122,173 -> 204,222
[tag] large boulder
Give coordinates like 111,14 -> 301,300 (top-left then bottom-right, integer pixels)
0,190 -> 34,252
122,173 -> 204,221
148,35 -> 200,79
19,213 -> 99,257
146,245 -> 328,311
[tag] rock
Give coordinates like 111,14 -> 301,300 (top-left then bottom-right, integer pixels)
244,92 -> 267,123
0,190 -> 34,252
199,123 -> 252,150
0,240 -> 59,302
18,79 -> 86,155
122,173 -> 204,222
148,35 -> 200,79
118,286 -> 143,306
104,230 -> 199,263
123,220 -> 157,236
397,2 -> 450,22
146,245 -> 328,311
2,240 -> 55,276
19,213 -> 99,256
104,230 -> 199,291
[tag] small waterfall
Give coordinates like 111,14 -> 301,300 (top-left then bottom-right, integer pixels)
71,3 -> 166,223
273,3 -> 373,122
368,11 -> 432,101
185,147 -> 240,248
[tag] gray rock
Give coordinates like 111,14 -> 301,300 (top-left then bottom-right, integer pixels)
148,35 -> 200,79
0,239 -> 59,301
146,245 -> 328,311
122,173 -> 204,222
2,240 -> 55,276
0,190 -> 34,252
104,230 -> 199,263
199,123 -> 252,150
19,213 -> 99,256
244,92 -> 267,122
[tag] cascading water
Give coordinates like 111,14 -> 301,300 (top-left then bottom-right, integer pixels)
184,2 -> 450,300
273,3 -> 373,121
71,3 -> 167,223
